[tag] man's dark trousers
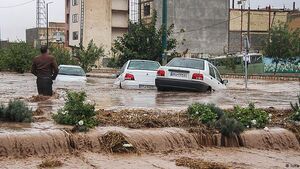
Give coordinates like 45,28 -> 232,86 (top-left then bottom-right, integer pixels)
37,77 -> 53,96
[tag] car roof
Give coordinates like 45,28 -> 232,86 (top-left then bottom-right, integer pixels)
171,57 -> 207,62
129,60 -> 160,63
59,65 -> 83,68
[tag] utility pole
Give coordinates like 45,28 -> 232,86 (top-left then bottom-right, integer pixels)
162,0 -> 168,65
46,2 -> 53,47
247,7 -> 250,43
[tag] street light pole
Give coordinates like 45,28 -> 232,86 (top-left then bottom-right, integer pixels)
46,2 -> 53,47
162,0 -> 168,65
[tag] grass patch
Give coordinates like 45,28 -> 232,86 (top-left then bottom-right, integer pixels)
38,159 -> 63,168
176,157 -> 229,169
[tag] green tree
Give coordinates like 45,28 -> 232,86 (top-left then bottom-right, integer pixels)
1,42 -> 38,73
74,40 -> 105,72
112,11 -> 177,67
264,24 -> 300,74
49,45 -> 77,66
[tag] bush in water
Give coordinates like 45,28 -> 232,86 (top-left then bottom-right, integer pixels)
290,95 -> 300,121
52,91 -> 99,131
187,103 -> 218,125
0,104 -> 5,119
0,100 -> 32,123
215,116 -> 245,137
228,103 -> 270,128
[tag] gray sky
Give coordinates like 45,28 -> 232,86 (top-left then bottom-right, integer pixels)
0,0 -> 299,41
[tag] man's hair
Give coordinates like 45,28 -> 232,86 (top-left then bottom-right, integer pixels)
40,45 -> 48,54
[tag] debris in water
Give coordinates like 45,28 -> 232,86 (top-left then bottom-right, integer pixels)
96,109 -> 203,129
175,157 -> 229,169
123,143 -> 133,148
33,108 -> 45,116
264,127 -> 269,131
101,131 -> 136,153
38,159 -> 63,168
28,92 -> 59,102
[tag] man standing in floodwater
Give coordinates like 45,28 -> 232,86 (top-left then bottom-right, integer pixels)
31,45 -> 59,96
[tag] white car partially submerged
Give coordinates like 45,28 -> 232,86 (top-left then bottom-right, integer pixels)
155,58 -> 228,92
115,60 -> 161,89
55,65 -> 87,83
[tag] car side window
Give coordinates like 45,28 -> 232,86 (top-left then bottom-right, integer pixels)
214,67 -> 222,82
120,62 -> 127,74
209,64 -> 215,78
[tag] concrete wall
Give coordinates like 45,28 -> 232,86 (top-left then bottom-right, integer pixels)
112,11 -> 128,28
229,31 -> 268,53
112,0 -> 128,11
153,0 -> 230,55
26,28 -> 39,47
83,0 -> 112,53
288,12 -> 300,30
230,9 -> 289,32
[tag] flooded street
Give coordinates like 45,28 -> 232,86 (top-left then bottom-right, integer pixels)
1,148 -> 299,169
0,73 -> 299,168
0,73 -> 299,111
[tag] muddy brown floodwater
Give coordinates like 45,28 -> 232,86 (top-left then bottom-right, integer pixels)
0,73 -> 299,111
0,73 -> 300,168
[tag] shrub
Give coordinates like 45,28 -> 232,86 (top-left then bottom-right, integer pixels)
1,100 -> 32,122
0,104 -> 5,118
187,103 -> 219,124
53,91 -> 99,131
215,116 -> 245,137
228,103 -> 269,128
1,42 -> 38,73
290,95 -> 300,121
49,45 -> 77,66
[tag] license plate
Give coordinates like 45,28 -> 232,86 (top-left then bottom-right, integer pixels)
139,85 -> 155,89
170,72 -> 188,78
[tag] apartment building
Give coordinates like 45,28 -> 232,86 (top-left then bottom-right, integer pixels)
26,22 -> 65,47
65,0 -> 129,56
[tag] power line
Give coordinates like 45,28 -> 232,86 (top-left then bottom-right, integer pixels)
0,0 -> 35,9
173,13 -> 248,34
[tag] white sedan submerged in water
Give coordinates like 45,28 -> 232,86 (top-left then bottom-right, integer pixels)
114,60 -> 161,89
155,58 -> 228,92
55,65 -> 87,83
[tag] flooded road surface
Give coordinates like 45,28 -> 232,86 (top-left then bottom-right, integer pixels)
0,73 -> 299,111
0,148 -> 299,169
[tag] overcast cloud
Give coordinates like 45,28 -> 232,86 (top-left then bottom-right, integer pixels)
0,0 -> 298,41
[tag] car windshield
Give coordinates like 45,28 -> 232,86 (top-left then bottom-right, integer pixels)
167,58 -> 205,70
58,67 -> 85,76
127,61 -> 160,71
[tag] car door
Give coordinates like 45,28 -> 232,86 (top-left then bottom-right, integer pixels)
206,64 -> 220,90
213,67 -> 226,89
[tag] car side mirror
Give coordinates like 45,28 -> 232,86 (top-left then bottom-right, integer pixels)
222,80 -> 228,85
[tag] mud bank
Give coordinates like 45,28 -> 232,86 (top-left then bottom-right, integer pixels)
0,127 -> 298,158
0,130 -> 71,157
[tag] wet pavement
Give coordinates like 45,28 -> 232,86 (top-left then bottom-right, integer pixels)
0,73 -> 299,111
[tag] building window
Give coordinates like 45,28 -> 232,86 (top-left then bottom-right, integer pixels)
73,31 -> 79,40
144,3 -> 150,16
72,14 -> 78,23
72,0 -> 78,6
